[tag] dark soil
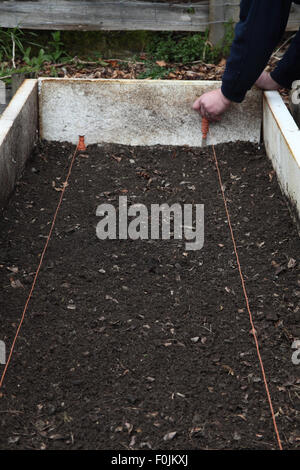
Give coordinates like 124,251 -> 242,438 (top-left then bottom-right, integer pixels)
0,141 -> 299,450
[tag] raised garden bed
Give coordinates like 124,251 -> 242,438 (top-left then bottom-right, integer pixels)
0,140 -> 299,450
0,78 -> 299,451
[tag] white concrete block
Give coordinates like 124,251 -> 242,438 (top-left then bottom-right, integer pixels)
263,91 -> 300,229
39,78 -> 262,147
0,79 -> 38,208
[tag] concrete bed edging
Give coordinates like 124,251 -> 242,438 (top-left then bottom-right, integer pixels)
263,90 -> 300,232
0,79 -> 38,209
38,78 -> 262,147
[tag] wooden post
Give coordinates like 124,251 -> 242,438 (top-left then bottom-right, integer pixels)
12,72 -> 35,96
0,84 -> 10,116
12,74 -> 26,96
209,0 -> 225,45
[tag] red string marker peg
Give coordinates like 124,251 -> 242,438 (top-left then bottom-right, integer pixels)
78,135 -> 86,152
201,117 -> 210,147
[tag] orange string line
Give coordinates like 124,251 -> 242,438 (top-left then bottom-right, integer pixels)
0,144 -> 79,389
211,144 -> 283,451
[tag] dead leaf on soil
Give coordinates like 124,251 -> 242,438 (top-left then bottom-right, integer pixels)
268,170 -> 275,182
7,266 -> 18,273
218,58 -> 227,67
124,422 -> 133,434
222,364 -> 234,376
163,431 -> 177,441
52,181 -> 68,192
8,436 -> 20,444
288,258 -> 297,269
10,277 -> 24,289
111,155 -> 122,163
105,295 -> 119,304
156,60 -> 167,67
236,414 -> 247,421
49,434 -> 65,441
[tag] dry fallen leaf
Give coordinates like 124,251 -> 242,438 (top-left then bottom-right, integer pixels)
288,258 -> 297,269
107,60 -> 119,67
111,155 -> 122,163
49,434 -> 65,441
52,181 -> 68,191
222,364 -> 234,376
236,414 -> 247,421
218,58 -> 227,67
156,60 -> 167,67
163,431 -> 177,442
10,277 -> 24,289
105,295 -> 119,304
268,170 -> 275,182
7,266 -> 18,273
124,422 -> 133,434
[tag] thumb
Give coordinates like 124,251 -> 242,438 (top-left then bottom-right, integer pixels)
192,97 -> 201,111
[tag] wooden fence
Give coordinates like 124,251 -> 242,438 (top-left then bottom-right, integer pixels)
0,0 -> 299,44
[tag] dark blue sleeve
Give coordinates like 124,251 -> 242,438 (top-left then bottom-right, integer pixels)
271,28 -> 300,88
221,0 -> 292,102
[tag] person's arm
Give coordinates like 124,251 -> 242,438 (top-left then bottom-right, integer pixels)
222,0 -> 292,103
271,27 -> 300,88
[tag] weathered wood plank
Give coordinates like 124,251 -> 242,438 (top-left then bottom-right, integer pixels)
209,0 -> 225,45
287,3 -> 300,31
0,1 -> 297,35
0,0 -> 209,31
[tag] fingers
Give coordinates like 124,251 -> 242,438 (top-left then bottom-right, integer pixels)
201,106 -> 219,122
193,97 -> 217,120
193,88 -> 230,122
192,96 -> 223,122
194,100 -> 209,119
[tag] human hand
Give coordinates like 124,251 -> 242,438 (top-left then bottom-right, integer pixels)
192,88 -> 231,121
